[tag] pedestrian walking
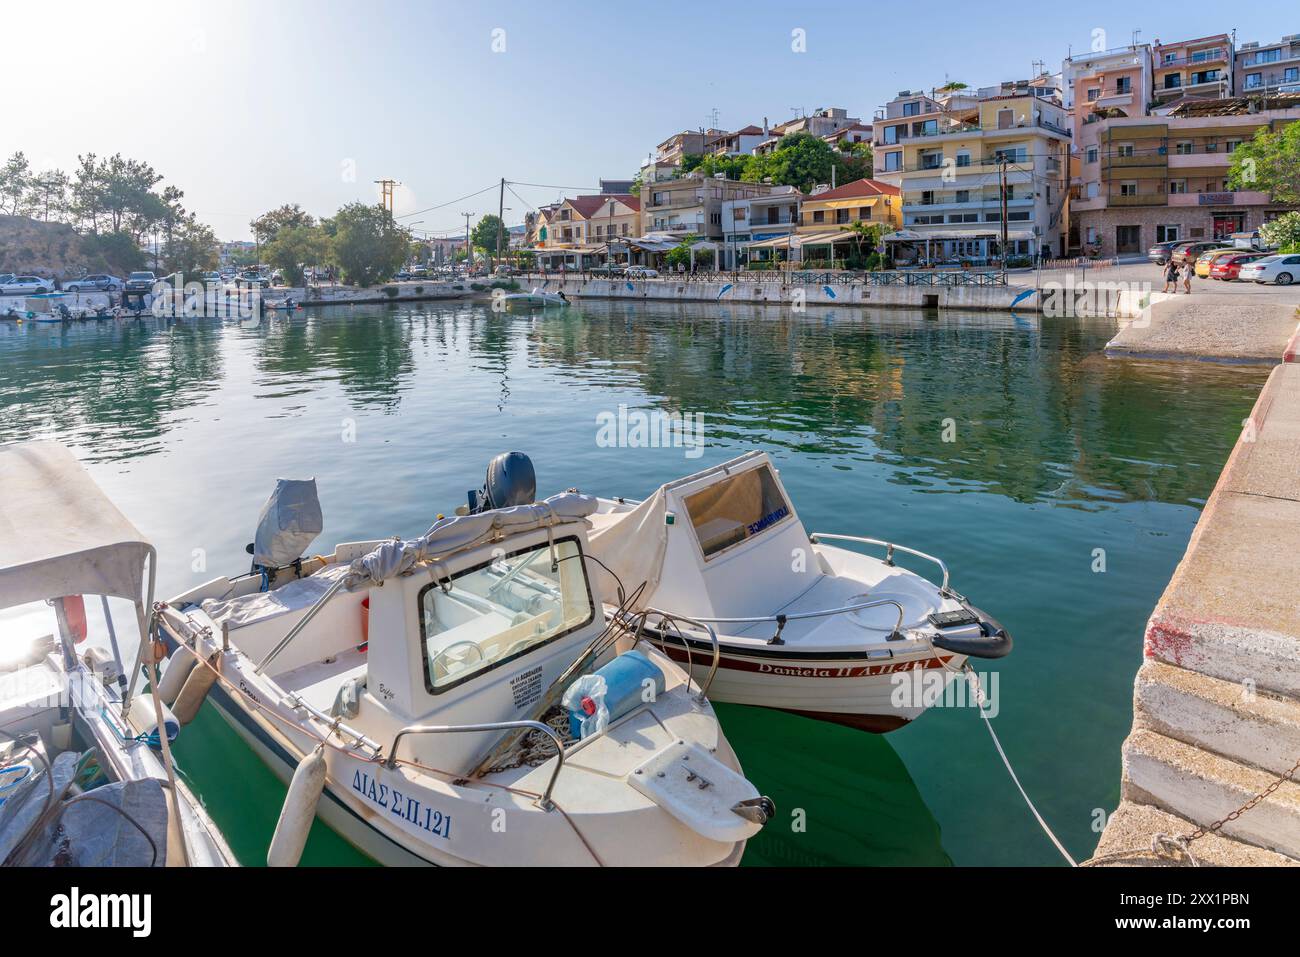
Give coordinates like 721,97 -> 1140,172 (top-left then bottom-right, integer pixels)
1182,258 -> 1194,294
1163,258 -> 1178,293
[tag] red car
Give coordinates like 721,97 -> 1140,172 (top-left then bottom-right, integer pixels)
1209,253 -> 1267,281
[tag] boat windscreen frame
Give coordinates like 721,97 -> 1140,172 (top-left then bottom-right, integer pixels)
416,532 -> 596,696
677,461 -> 796,564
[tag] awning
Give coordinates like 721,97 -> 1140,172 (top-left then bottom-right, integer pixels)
792,230 -> 856,247
623,236 -> 681,253
745,233 -> 799,250
0,441 -> 155,609
884,227 -> 1036,241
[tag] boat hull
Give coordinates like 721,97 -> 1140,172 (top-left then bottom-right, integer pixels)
646,627 -> 967,732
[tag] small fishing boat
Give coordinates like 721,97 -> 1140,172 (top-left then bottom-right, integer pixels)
0,441 -> 236,866
157,473 -> 772,866
501,288 -> 568,311
579,451 -> 1012,732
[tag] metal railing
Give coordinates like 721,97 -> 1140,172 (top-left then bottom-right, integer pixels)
622,608 -> 720,703
810,533 -> 953,595
385,719 -> 566,810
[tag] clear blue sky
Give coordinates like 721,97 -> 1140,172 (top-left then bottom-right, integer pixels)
5,1 -> 1286,240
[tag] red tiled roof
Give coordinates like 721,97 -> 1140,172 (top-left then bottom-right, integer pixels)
564,194 -> 640,218
804,178 -> 900,202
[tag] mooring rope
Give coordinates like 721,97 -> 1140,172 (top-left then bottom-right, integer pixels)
964,664 -> 1078,867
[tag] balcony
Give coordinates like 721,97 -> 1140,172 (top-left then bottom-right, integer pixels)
1156,48 -> 1228,67
1101,152 -> 1168,170
1167,150 -> 1231,169
1109,193 -> 1166,207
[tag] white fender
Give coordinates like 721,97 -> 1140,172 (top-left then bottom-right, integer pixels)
267,746 -> 327,867
157,646 -> 198,705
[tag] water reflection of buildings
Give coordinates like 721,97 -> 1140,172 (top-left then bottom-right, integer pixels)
526,301 -> 1264,508
0,318 -> 224,462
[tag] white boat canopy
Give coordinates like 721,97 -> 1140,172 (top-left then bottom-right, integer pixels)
344,493 -> 598,589
0,441 -> 155,611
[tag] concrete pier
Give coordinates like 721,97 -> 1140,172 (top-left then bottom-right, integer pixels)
1105,295 -> 1300,364
1091,358 -> 1300,865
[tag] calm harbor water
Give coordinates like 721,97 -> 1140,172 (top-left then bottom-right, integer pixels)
0,300 -> 1267,866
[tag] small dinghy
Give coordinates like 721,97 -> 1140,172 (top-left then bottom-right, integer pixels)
579,451 -> 1012,732
158,472 -> 772,866
501,288 -> 568,311
0,442 -> 236,866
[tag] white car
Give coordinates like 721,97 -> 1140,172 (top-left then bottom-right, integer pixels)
625,266 -> 659,278
1239,254 -> 1300,285
66,273 -> 123,292
0,275 -> 54,295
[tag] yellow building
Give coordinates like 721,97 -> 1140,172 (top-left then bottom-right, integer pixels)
790,178 -> 901,265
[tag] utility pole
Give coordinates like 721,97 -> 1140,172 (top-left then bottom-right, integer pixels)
374,179 -> 399,217
999,158 -> 1009,270
495,177 -> 505,273
462,212 -> 473,274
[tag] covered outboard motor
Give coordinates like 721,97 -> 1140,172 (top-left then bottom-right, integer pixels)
467,452 -> 536,514
250,478 -> 324,569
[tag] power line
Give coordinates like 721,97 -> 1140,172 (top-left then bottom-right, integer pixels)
395,183 -> 500,220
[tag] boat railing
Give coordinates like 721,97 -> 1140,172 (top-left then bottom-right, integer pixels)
681,598 -> 907,644
385,720 -> 566,810
810,533 -> 952,596
620,608 -> 721,703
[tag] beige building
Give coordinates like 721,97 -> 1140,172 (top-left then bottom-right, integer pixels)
1071,96 -> 1300,257
640,173 -> 777,241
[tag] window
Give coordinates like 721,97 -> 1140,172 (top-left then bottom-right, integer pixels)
903,101 -> 920,116
1087,88 -> 1099,102
858,206 -> 871,220
920,190 -> 935,206
812,210 -> 825,223
733,207 -> 747,221
1287,68 -> 1299,83
1086,147 -> 1098,163
683,466 -> 792,560
1226,140 -> 1242,153
1117,143 -> 1135,157
835,208 -> 850,224
883,125 -> 901,144
420,537 -> 594,693
882,151 -> 902,171
955,190 -> 970,204
1120,181 -> 1137,196
1245,72 -> 1263,89
1007,211 -> 1030,221
1156,225 -> 1180,243
1163,74 -> 1182,89
956,152 -> 971,167
1191,69 -> 1220,85
1175,141 -> 1194,155
1116,77 -> 1131,93
1169,180 -> 1187,194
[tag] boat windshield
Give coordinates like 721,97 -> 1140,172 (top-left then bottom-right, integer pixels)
419,536 -> 593,692
682,465 -> 792,560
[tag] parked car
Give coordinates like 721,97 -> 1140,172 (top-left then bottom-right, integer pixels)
235,270 -> 270,288
123,271 -> 157,293
1239,254 -> 1300,285
625,266 -> 659,278
589,263 -> 626,276
1194,248 -> 1239,278
203,271 -> 223,286
1147,241 -> 1183,265
1,275 -> 55,295
1209,253 -> 1269,281
66,273 -> 123,292
1170,241 -> 1223,266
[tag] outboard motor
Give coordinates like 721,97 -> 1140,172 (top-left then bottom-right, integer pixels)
467,452 -> 536,514
245,478 -> 324,585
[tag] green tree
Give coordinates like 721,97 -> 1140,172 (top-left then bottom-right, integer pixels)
28,169 -> 70,222
1228,123 -> 1300,205
1261,211 -> 1300,253
834,141 -> 875,184
251,203 -> 316,246
840,220 -> 884,269
743,132 -> 838,192
471,214 -> 506,263
163,213 -> 219,276
0,152 -> 32,216
329,203 -> 410,286
263,224 -> 332,285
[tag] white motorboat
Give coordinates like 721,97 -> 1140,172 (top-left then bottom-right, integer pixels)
500,288 -> 568,311
0,441 -> 236,866
580,451 -> 1012,732
157,477 -> 772,866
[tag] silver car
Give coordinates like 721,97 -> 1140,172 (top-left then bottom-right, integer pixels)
0,275 -> 54,295
66,273 -> 123,292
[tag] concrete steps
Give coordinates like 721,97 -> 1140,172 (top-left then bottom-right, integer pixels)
1134,659 -> 1300,778
1091,799 -> 1297,866
1122,728 -> 1300,859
